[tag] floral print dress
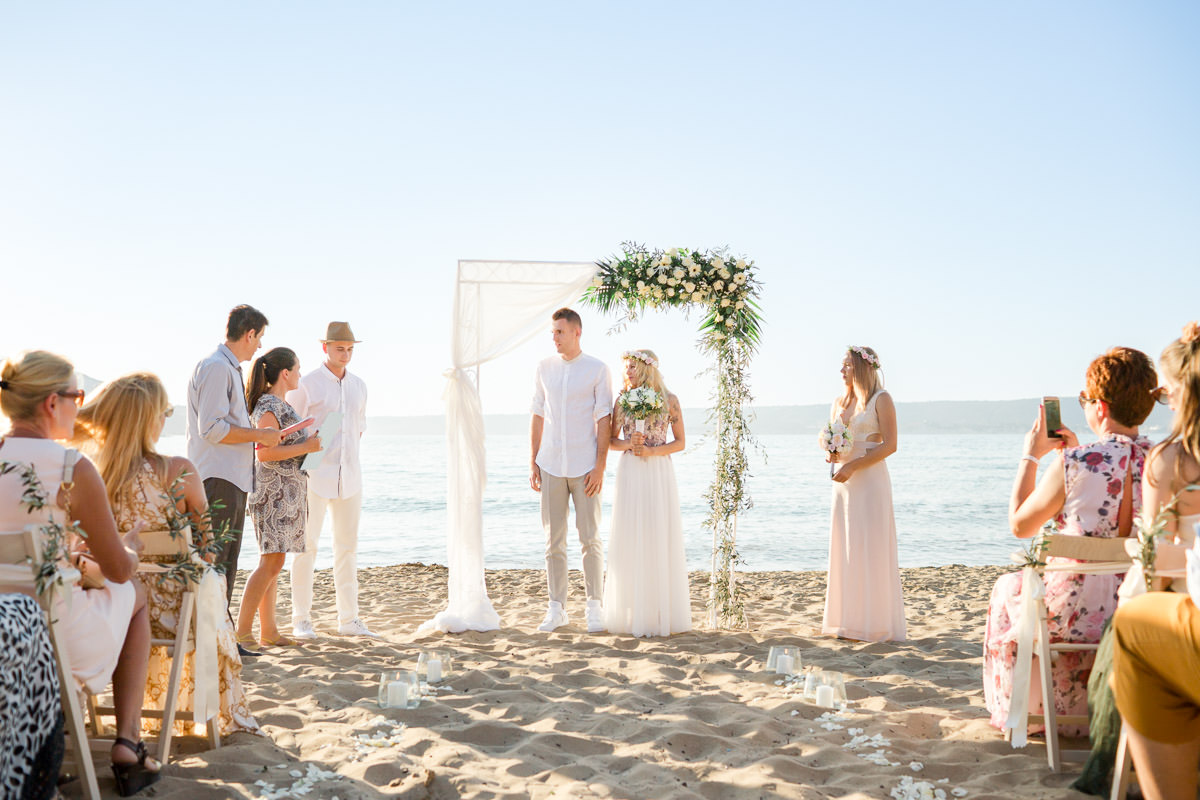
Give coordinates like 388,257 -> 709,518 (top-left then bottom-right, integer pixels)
116,460 -> 259,738
983,433 -> 1149,733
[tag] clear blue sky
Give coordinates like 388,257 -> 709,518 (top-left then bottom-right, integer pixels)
2,2 -> 1197,417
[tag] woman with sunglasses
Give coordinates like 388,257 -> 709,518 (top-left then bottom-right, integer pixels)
0,351 -> 161,796
982,347 -> 1157,741
76,372 -> 260,743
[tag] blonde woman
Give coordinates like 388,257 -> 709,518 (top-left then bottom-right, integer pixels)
1109,323 -> 1200,800
76,372 -> 259,740
0,351 -> 160,796
822,345 -> 905,642
602,349 -> 691,637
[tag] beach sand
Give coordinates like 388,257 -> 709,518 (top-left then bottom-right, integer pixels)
63,564 -> 1099,799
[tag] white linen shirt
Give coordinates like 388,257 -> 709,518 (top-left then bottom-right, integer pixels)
286,364 -> 367,499
531,352 -> 613,479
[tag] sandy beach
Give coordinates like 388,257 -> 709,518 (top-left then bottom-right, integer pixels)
62,563 -> 1100,800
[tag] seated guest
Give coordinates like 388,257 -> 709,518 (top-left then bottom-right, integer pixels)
1111,592 -> 1200,800
0,593 -> 63,800
0,351 -> 160,796
76,372 -> 260,738
983,347 -> 1157,735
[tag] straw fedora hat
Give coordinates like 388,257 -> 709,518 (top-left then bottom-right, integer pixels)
321,321 -> 362,343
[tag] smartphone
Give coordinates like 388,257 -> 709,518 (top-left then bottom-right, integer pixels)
1043,396 -> 1063,439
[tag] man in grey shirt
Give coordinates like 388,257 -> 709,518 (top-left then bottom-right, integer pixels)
187,304 -> 281,608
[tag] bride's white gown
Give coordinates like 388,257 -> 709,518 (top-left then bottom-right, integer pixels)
602,413 -> 692,637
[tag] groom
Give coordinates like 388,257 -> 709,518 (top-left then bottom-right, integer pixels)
529,307 -> 613,633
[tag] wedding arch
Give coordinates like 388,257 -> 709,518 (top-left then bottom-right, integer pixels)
582,243 -> 762,628
422,249 -> 761,633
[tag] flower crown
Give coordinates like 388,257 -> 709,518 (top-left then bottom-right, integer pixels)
848,345 -> 880,369
623,350 -> 659,368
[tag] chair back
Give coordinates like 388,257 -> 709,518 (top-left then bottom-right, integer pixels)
138,527 -> 191,558
1042,533 -> 1132,566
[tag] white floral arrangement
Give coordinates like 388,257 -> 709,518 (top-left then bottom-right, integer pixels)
618,386 -> 664,420
819,419 -> 854,457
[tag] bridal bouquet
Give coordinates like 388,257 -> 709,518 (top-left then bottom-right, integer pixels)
619,386 -> 664,433
819,420 -> 853,478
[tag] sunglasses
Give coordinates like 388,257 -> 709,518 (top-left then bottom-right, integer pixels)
163,406 -> 174,418
1151,386 -> 1172,406
1077,391 -> 1101,408
56,389 -> 85,408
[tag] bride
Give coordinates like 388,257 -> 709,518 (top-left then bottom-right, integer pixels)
602,349 -> 692,637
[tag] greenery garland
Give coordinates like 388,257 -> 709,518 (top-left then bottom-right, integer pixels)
582,242 -> 763,628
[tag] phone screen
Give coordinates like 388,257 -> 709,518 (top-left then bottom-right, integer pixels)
1043,396 -> 1063,439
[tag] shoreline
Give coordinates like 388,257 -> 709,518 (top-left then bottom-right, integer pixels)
67,563 -> 1096,799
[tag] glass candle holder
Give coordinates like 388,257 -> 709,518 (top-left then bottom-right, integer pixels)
802,666 -> 822,701
379,670 -> 420,709
813,670 -> 847,709
418,651 -> 454,684
772,646 -> 801,676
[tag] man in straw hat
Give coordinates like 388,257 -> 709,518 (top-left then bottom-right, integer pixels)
286,321 -> 376,638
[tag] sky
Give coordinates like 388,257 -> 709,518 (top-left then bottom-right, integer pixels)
2,2 -> 1197,417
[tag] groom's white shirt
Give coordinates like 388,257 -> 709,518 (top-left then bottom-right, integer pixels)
531,352 -> 613,478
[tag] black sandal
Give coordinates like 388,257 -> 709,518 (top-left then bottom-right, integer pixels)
111,737 -> 162,797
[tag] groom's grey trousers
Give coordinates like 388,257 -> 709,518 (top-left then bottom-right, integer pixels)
540,471 -> 603,605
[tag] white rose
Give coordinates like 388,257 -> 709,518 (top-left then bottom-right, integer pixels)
735,300 -> 745,309
657,274 -> 668,284
667,247 -> 679,257
614,291 -> 624,300
636,280 -> 645,290
673,269 -> 684,279
666,288 -> 675,297
667,277 -> 678,286
735,258 -> 746,269
691,291 -> 703,302
713,280 -> 724,291
725,318 -> 735,327
721,298 -> 730,307
683,281 -> 695,293
709,256 -> 723,269
620,278 -> 630,288
658,255 -> 672,267
653,287 -> 664,300
682,256 -> 696,268
719,268 -> 731,280
592,277 -> 603,287
714,314 -> 723,322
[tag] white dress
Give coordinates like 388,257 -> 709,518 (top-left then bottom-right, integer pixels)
822,391 -> 906,641
602,414 -> 692,637
0,437 -> 136,693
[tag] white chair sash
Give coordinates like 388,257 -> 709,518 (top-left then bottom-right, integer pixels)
1003,565 -> 1044,748
1188,529 -> 1200,609
190,560 -> 223,724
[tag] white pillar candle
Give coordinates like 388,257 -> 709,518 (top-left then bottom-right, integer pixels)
775,655 -> 794,675
815,684 -> 835,709
387,680 -> 409,708
427,659 -> 443,683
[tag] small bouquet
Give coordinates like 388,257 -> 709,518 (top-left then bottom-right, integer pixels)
619,386 -> 664,433
819,420 -> 853,478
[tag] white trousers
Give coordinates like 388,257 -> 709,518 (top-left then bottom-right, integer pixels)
291,490 -> 361,626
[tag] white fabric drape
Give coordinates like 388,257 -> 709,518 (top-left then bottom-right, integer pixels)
420,260 -> 598,633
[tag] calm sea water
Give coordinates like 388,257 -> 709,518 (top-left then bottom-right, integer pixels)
161,433 -> 1034,572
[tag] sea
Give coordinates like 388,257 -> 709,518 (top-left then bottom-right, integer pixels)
160,433 -> 1037,573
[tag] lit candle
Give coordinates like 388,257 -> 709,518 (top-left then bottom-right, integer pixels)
775,655 -> 794,675
815,684 -> 835,709
387,680 -> 409,708
427,658 -> 443,683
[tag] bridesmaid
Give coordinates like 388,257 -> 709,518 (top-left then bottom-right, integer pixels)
236,348 -> 321,647
822,345 -> 905,642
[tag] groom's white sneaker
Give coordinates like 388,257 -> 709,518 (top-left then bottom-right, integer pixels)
537,601 -> 568,632
585,600 -> 606,633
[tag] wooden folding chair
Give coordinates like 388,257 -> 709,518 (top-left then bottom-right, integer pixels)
0,525 -> 102,800
87,527 -> 220,762
1016,534 -> 1132,771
